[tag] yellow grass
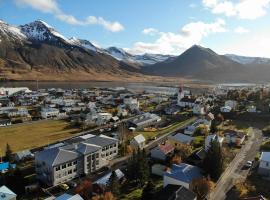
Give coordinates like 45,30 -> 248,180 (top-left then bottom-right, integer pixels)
0,120 -> 81,156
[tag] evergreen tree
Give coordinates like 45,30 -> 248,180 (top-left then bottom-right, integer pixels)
203,138 -> 224,181
141,180 -> 155,200
137,149 -> 150,186
210,119 -> 218,134
5,143 -> 13,162
106,171 -> 120,196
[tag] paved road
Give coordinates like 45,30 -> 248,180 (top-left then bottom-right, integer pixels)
209,128 -> 263,200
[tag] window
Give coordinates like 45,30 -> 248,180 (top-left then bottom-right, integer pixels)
73,161 -> 77,165
68,170 -> 72,175
62,164 -> 66,169
73,168 -> 77,172
96,153 -> 99,158
114,144 -> 116,147
68,162 -> 72,167
55,166 -> 60,171
266,162 -> 269,167
114,150 -> 117,153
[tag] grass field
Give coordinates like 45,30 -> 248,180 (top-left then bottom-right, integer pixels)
0,120 -> 81,156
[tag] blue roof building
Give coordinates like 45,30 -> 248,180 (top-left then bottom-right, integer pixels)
163,163 -> 202,189
0,162 -> 16,172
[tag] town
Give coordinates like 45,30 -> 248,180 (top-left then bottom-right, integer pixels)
0,83 -> 269,200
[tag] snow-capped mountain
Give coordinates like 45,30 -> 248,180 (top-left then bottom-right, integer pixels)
0,20 -> 26,42
104,46 -> 175,65
68,37 -> 98,52
134,53 -> 175,65
20,20 -> 70,45
225,54 -> 270,65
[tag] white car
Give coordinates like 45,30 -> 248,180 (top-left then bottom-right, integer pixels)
245,161 -> 253,168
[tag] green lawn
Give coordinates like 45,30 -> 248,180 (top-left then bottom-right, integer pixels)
120,177 -> 163,200
0,120 -> 81,156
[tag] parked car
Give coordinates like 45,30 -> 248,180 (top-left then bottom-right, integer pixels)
60,183 -> 69,190
245,161 -> 253,168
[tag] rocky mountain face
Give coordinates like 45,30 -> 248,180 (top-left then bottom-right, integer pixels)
141,45 -> 253,82
0,20 -> 138,80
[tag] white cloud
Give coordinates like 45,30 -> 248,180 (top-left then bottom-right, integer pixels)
127,19 -> 226,55
142,28 -> 159,36
216,30 -> 270,57
14,0 -> 124,32
202,0 -> 270,20
234,26 -> 249,34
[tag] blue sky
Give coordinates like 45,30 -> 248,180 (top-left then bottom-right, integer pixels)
1,0 -> 270,57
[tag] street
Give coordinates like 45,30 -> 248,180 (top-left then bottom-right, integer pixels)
209,128 -> 263,200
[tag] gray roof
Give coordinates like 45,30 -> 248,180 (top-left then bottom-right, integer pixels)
84,135 -> 117,147
169,133 -> 194,144
36,147 -> 80,167
77,143 -> 100,155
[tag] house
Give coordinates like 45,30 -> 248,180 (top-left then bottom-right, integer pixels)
205,134 -> 224,151
225,100 -> 238,110
0,119 -> 11,127
130,134 -> 146,150
192,104 -> 205,115
178,97 -> 196,108
151,142 -> 174,161
94,169 -> 124,186
0,185 -> 17,200
14,150 -> 34,161
220,106 -> 232,113
156,184 -> 197,200
0,162 -> 16,173
168,133 -> 193,147
247,105 -> 257,113
96,112 -> 112,125
258,152 -> 270,177
163,163 -> 202,189
123,97 -> 139,111
152,164 -> 167,176
128,113 -> 161,130
55,193 -> 84,200
117,105 -> 128,117
187,148 -> 206,165
224,130 -> 246,145
35,135 -> 118,186
41,107 -> 59,119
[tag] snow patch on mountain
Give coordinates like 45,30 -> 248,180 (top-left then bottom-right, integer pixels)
225,54 -> 270,65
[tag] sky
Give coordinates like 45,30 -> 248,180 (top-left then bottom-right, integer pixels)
1,0 -> 270,57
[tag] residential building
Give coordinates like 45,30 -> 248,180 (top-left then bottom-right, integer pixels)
224,130 -> 246,145
192,104 -> 205,115
0,119 -> 11,127
55,193 -> 84,200
156,184 -> 197,200
205,134 -> 224,151
35,135 -> 118,186
128,113 -> 161,130
151,142 -> 175,161
168,133 -> 194,147
258,152 -> 270,177
0,185 -> 17,200
247,105 -> 257,113
130,134 -> 146,150
178,97 -> 196,108
41,107 -> 59,119
220,106 -> 232,113
94,169 -> 124,186
163,163 -> 202,189
225,100 -> 238,110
